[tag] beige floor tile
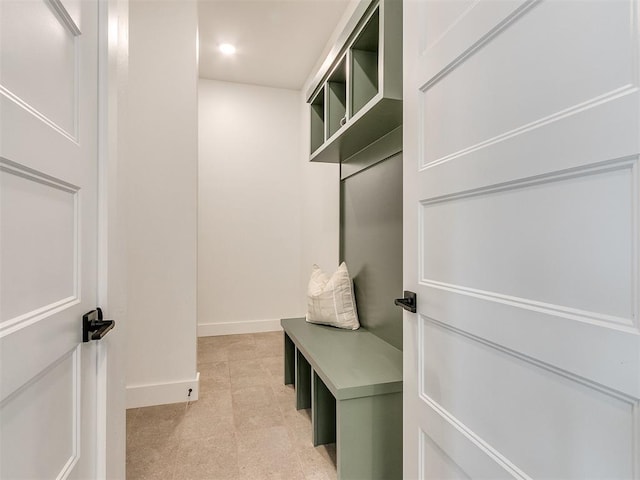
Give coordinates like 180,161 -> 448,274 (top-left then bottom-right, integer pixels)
136,402 -> 187,419
261,356 -> 285,377
128,403 -> 187,442
174,431 -> 239,480
199,376 -> 233,395
255,343 -> 284,358
296,444 -> 337,479
198,376 -> 231,392
189,388 -> 232,411
251,331 -> 283,342
127,333 -> 337,480
230,373 -> 272,391
180,411 -> 235,441
301,467 -> 338,480
271,382 -> 296,407
253,333 -> 284,355
233,403 -> 285,432
197,334 -> 260,362
285,425 -> 314,450
323,443 -> 337,466
237,426 -> 305,480
202,334 -> 256,349
199,361 -> 230,380
126,434 -> 180,480
227,359 -> 272,391
231,385 -> 277,408
281,406 -> 313,431
127,428 -> 183,453
236,424 -> 291,453
127,407 -> 140,421
197,336 -> 224,348
198,382 -> 231,397
126,408 -> 140,442
224,333 -> 256,346
228,359 -> 266,377
197,346 -> 229,364
227,344 -> 259,361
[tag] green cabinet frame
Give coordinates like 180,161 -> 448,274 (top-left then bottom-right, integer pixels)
307,0 -> 402,163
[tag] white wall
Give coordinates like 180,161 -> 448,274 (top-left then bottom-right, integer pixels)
196,8 -> 355,337
198,79 -> 321,335
298,93 -> 340,280
296,0 -> 361,276
125,0 -> 199,408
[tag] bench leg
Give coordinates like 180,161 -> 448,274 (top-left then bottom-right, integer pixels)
295,349 -> 311,410
283,333 -> 295,386
337,392 -> 403,480
312,371 -> 336,446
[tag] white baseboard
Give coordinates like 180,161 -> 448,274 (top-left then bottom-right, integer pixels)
197,318 -> 283,337
126,372 -> 200,409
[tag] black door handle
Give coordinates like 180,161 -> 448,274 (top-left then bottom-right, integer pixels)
82,307 -> 115,342
394,291 -> 417,313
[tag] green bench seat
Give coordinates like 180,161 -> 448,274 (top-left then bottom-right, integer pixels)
281,317 -> 403,480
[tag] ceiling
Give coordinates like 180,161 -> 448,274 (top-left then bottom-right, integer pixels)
198,0 -> 352,90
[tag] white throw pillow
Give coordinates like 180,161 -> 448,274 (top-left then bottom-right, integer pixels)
305,262 -> 360,330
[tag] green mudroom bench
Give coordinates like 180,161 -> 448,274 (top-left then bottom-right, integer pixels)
281,317 -> 402,480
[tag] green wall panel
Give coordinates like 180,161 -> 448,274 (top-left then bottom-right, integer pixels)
340,153 -> 403,350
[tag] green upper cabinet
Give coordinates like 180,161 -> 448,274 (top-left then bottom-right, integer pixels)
307,0 -> 402,163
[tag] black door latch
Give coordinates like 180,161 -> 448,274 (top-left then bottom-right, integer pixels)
394,291 -> 417,313
82,307 -> 115,342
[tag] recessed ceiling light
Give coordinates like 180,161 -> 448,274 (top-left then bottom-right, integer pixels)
219,43 -> 236,56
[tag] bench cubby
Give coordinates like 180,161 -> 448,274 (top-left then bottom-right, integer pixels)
281,317 -> 402,479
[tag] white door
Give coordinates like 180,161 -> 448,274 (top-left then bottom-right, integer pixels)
1,0 -> 103,478
403,0 -> 640,478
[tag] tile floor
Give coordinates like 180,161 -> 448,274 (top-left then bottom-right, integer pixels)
126,332 -> 337,479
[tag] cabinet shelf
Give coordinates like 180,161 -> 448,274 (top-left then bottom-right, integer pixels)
307,0 -> 402,163
310,95 -> 401,163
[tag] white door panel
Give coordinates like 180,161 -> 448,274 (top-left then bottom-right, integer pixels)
1,348 -> 80,479
419,318 -> 635,479
404,0 -> 640,478
1,162 -> 78,325
1,0 -> 78,136
419,0 -> 634,166
420,165 -> 634,320
416,91 -> 640,200
1,0 -> 101,478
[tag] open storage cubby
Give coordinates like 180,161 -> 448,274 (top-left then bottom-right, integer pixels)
327,57 -> 347,139
351,9 -> 379,116
310,88 -> 325,154
307,0 -> 402,164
